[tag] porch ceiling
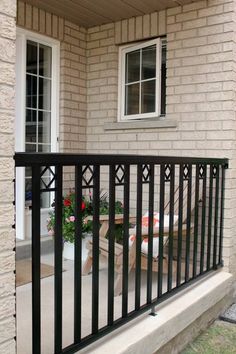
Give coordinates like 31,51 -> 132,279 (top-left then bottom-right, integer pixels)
24,0 -> 199,28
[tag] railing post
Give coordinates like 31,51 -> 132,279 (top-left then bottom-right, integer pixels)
31,165 -> 41,354
219,163 -> 228,266
74,165 -> 83,343
135,164 -> 143,310
92,165 -> 100,334
158,164 -> 165,296
54,165 -> 63,353
107,165 -> 115,326
122,164 -> 130,317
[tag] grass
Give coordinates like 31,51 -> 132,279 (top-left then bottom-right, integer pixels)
182,321 -> 236,354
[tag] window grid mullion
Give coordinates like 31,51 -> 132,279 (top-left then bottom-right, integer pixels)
125,77 -> 156,86
36,42 -> 39,153
139,48 -> 142,115
26,72 -> 52,81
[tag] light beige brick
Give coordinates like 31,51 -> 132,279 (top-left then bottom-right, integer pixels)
143,14 -> 150,38
135,16 -> 143,39
32,6 -> 39,31
128,17 -> 135,42
208,12 -> 232,25
121,19 -> 128,43
183,0 -> 207,12
150,12 -> 158,36
45,12 -> 52,36
176,11 -> 197,23
115,21 -> 121,44
0,339 -> 15,354
183,18 -> 207,30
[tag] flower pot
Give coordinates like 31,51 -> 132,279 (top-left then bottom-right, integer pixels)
63,234 -> 92,261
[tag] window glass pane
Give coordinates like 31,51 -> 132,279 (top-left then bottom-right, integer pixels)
39,44 -> 52,77
38,111 -> 51,144
125,83 -> 139,115
25,143 -> 37,152
26,123 -> 37,143
26,74 -> 37,108
26,109 -> 37,143
25,167 -> 32,178
142,45 -> 156,80
38,144 -> 51,152
39,78 -> 51,110
161,42 -> 167,116
141,80 -> 156,113
26,41 -> 37,75
26,108 -> 36,123
126,50 -> 140,83
25,177 -> 32,204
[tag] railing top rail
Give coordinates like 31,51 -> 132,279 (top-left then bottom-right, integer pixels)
14,152 -> 229,167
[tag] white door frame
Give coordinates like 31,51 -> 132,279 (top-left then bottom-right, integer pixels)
15,28 -> 60,240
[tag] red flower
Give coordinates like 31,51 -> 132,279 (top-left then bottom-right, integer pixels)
64,199 -> 71,207
81,201 -> 86,211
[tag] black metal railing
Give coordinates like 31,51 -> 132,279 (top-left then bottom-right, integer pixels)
15,153 -> 228,354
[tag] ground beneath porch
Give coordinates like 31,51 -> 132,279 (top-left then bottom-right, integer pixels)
182,320 -> 236,354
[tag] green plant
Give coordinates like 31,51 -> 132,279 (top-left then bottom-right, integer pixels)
47,190 -> 124,244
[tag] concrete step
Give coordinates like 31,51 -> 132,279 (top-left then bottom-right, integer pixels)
16,236 -> 54,260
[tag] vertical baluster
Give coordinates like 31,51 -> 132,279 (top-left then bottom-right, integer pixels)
177,164 -> 184,287
147,164 -> 154,303
122,164 -> 130,317
31,165 -> 41,354
135,164 -> 143,311
213,166 -> 220,269
74,165 -> 83,343
200,165 -> 207,274
185,164 -> 192,282
92,165 -> 100,334
168,164 -> 175,292
54,165 -> 63,353
207,165 -> 213,270
219,164 -> 227,266
193,164 -> 200,278
107,165 -> 115,326
158,164 -> 165,297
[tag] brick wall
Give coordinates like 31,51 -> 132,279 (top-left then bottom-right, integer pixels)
86,0 -> 236,275
17,1 -> 87,156
0,0 -> 16,352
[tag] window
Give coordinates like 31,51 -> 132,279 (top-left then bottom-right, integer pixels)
15,28 -> 59,239
118,38 -> 166,121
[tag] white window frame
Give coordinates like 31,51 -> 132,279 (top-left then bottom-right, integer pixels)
15,28 -> 60,240
118,38 -> 161,122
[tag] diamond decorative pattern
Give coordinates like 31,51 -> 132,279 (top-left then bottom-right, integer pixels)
142,164 -> 151,183
40,166 -> 56,191
164,164 -> 171,181
213,165 -> 218,178
82,165 -> 94,187
199,164 -> 205,179
183,164 -> 190,180
115,165 -> 125,185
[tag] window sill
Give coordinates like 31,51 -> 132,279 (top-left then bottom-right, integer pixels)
104,118 -> 177,131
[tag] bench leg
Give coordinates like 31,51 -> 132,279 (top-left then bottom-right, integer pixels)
114,242 -> 136,296
82,251 -> 93,275
114,266 -> 123,296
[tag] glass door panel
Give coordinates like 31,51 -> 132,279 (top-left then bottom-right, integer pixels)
25,40 -> 52,208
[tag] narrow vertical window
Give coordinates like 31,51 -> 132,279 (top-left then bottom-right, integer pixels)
25,40 -> 53,208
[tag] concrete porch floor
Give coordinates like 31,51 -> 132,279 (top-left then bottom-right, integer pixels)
16,254 -> 171,354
